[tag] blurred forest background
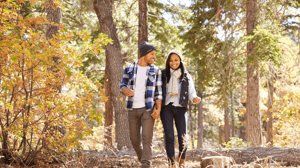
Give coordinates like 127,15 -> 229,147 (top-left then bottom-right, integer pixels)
1,0 -> 300,167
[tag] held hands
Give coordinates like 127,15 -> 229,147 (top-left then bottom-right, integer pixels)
151,106 -> 160,120
193,97 -> 201,104
122,87 -> 134,97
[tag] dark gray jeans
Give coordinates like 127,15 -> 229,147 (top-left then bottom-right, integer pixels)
128,107 -> 154,167
160,103 -> 187,165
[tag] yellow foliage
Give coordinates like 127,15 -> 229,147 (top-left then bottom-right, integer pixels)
0,0 -> 109,158
267,36 -> 300,147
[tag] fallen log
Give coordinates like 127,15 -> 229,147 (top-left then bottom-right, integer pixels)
186,147 -> 300,166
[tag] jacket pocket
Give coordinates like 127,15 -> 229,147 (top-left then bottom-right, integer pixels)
148,72 -> 156,83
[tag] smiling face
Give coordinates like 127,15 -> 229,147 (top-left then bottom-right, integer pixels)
144,50 -> 156,64
169,54 -> 181,70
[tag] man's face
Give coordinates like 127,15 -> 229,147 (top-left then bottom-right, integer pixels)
144,50 -> 156,64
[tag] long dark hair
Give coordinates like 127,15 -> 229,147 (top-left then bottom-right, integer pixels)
165,53 -> 185,83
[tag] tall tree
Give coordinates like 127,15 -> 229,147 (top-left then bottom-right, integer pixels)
218,119 -> 222,145
266,65 -> 274,146
46,0 -> 62,94
230,92 -> 235,137
138,0 -> 148,58
188,101 -> 195,149
224,108 -> 230,143
46,0 -> 61,39
197,92 -> 203,149
105,59 -> 113,146
246,0 -> 262,147
93,0 -> 132,149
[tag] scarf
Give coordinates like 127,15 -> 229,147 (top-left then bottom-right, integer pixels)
168,68 -> 182,96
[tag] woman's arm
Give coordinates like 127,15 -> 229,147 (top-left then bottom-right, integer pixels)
187,73 -> 201,103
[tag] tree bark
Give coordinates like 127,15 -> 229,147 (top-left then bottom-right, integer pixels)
46,0 -> 61,39
266,65 -> 274,146
46,0 -> 61,92
138,0 -> 148,58
187,147 -> 300,165
246,0 -> 262,147
238,114 -> 246,141
224,108 -> 230,143
188,101 -> 195,150
230,92 -> 235,137
104,58 -> 113,147
93,0 -> 132,149
197,93 -> 203,149
218,119 -> 222,145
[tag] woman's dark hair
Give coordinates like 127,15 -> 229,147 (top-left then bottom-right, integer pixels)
165,53 -> 185,83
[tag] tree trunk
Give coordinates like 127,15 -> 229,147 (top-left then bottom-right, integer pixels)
46,0 -> 62,93
105,58 -> 113,147
197,93 -> 203,149
46,0 -> 61,39
266,65 -> 274,146
138,0 -> 148,58
187,147 -> 300,165
44,0 -> 63,148
93,0 -> 132,149
188,101 -> 195,150
230,92 -> 235,137
224,108 -> 230,143
246,0 -> 262,147
218,119 -> 222,145
238,114 -> 246,141
1,131 -> 10,160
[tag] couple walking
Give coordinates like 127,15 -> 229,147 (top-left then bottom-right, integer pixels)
120,41 -> 201,168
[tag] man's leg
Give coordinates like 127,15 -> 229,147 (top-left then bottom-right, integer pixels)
140,108 -> 155,167
128,109 -> 143,161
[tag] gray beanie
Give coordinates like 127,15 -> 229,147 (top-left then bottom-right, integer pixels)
166,49 -> 183,61
139,41 -> 156,57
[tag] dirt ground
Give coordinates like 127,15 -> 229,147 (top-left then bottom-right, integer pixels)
0,149 -> 296,167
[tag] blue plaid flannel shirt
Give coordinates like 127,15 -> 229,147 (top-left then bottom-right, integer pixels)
120,60 -> 162,111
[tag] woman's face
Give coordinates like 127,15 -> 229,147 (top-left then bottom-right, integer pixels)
169,54 -> 181,70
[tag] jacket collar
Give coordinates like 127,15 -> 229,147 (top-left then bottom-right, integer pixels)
128,59 -> 153,73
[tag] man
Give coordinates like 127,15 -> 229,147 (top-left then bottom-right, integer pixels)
120,41 -> 162,168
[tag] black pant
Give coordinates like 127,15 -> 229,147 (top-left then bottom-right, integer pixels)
160,103 -> 187,165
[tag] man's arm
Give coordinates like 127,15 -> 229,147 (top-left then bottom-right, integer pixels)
120,67 -> 134,96
152,69 -> 163,119
151,99 -> 161,119
122,87 -> 134,97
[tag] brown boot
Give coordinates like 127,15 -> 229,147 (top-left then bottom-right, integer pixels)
179,159 -> 185,168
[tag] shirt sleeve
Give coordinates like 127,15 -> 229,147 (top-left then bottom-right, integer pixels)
120,67 -> 129,95
154,69 -> 163,100
187,73 -> 198,101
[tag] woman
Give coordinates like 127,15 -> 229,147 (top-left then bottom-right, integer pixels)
160,50 -> 201,168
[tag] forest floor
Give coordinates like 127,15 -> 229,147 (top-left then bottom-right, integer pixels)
0,149 -> 297,168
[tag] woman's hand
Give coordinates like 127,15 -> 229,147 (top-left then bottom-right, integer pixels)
193,97 -> 201,104
151,106 -> 161,119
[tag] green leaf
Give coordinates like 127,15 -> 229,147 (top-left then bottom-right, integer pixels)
66,68 -> 72,76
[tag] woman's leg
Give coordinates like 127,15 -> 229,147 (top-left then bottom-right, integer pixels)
174,107 -> 187,160
161,105 -> 175,165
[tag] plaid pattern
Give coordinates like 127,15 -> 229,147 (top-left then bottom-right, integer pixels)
120,60 -> 162,111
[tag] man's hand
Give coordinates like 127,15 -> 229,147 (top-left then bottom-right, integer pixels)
122,87 -> 134,97
151,106 -> 161,120
193,97 -> 201,104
